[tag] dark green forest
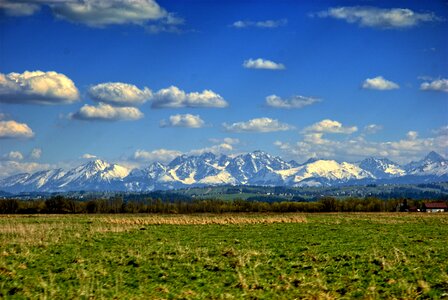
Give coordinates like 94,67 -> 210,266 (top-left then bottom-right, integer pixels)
0,195 -> 444,214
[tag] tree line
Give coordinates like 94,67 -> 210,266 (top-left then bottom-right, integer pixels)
0,196 -> 441,214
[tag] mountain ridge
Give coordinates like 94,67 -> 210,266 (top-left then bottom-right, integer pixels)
1,151 -> 447,193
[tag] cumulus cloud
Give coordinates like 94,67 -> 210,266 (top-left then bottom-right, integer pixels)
160,114 -> 205,128
188,143 -> 234,156
232,19 -> 287,28
406,131 -> 418,140
0,148 -> 42,161
275,125 -> 448,164
364,124 -> 383,134
265,94 -> 321,109
88,82 -> 152,106
304,119 -> 357,134
0,70 -> 80,105
0,0 -> 40,16
81,153 -> 97,159
71,102 -> 143,121
0,0 -> 185,32
51,0 -> 169,28
315,6 -> 439,29
5,151 -> 24,161
151,86 -> 228,108
30,148 -> 42,159
224,117 -> 293,133
362,76 -> 399,90
133,143 -> 236,163
0,120 -> 34,139
133,149 -> 182,163
420,78 -> 448,93
433,125 -> 448,136
0,161 -> 52,179
209,137 -> 240,145
243,58 -> 285,70
383,129 -> 448,160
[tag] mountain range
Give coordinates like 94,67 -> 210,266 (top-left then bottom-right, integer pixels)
1,151 -> 447,193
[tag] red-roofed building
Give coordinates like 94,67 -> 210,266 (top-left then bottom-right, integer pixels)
422,202 -> 448,213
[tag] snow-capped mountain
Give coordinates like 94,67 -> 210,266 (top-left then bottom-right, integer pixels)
0,169 -> 66,192
359,157 -> 405,178
1,151 -> 447,193
284,160 -> 373,187
226,151 -> 293,185
166,153 -> 227,184
0,159 -> 130,193
54,159 -> 130,191
125,162 -> 167,191
405,151 -> 448,176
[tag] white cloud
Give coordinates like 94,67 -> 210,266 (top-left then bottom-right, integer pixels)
30,148 -> 42,159
71,102 -> 143,121
51,0 -> 168,27
362,76 -> 399,90
133,149 -> 182,163
130,138 -> 238,166
275,126 -> 448,164
316,6 -> 439,29
243,58 -> 285,70
420,78 -> 448,93
151,86 -> 228,108
364,124 -> 383,134
188,143 -> 233,156
0,0 -> 185,32
406,131 -> 418,141
133,142 -> 237,164
209,137 -> 240,145
0,70 -> 79,105
0,0 -> 40,16
5,151 -> 24,161
0,120 -> 34,139
383,130 -> 447,159
88,82 -> 152,106
0,161 -> 51,179
160,114 -> 205,128
223,137 -> 240,145
232,19 -> 287,28
304,119 -> 357,134
81,153 -> 97,159
433,125 -> 448,136
224,117 -> 294,133
265,94 -> 321,109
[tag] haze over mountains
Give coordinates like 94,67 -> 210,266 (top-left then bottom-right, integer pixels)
1,151 -> 447,194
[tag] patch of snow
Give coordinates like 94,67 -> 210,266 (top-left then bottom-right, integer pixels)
199,170 -> 237,185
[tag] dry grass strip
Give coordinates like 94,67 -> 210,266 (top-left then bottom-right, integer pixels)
101,214 -> 308,226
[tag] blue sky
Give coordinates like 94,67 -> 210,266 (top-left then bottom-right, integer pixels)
0,0 -> 447,177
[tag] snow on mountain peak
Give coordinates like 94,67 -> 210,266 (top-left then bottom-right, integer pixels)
301,157 -> 319,165
84,159 -> 110,171
294,160 -> 372,182
101,164 -> 130,180
424,151 -> 446,163
1,151 -> 447,193
406,151 -> 447,176
359,157 -> 405,178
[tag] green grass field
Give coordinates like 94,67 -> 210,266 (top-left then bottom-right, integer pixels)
1,213 -> 447,299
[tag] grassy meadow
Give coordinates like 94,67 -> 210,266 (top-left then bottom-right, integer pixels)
1,213 -> 447,299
